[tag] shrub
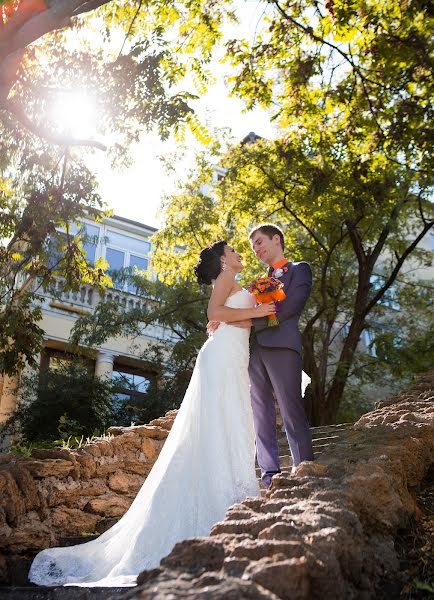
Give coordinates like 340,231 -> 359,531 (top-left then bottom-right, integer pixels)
4,361 -> 114,444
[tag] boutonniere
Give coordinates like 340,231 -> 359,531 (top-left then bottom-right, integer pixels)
273,266 -> 289,278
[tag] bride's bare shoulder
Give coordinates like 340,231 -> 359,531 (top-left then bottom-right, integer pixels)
214,270 -> 235,286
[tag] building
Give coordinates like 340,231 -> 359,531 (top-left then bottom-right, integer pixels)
0,215 -> 176,424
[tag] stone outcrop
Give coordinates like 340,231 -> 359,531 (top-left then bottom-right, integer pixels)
0,411 -> 177,584
0,371 -> 433,598
121,370 -> 433,600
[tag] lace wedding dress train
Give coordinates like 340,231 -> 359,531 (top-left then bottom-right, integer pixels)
29,289 -> 260,587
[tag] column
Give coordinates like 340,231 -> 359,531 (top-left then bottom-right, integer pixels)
0,373 -> 20,423
95,350 -> 117,380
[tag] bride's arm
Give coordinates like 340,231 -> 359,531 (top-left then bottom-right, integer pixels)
207,271 -> 275,323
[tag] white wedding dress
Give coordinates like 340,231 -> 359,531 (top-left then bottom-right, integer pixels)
29,289 -> 261,587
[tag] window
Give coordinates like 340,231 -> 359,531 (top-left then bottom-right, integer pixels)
105,247 -> 125,271
341,323 -> 350,338
41,349 -> 93,374
103,230 -> 150,292
362,329 -> 377,357
112,367 -> 151,421
113,369 -> 150,394
81,224 -> 99,265
105,247 -> 126,287
370,275 -> 400,310
46,232 -> 68,269
106,230 -> 150,256
47,224 -> 100,268
128,255 -> 149,293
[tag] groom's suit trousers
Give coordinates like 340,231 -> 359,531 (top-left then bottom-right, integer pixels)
249,341 -> 314,483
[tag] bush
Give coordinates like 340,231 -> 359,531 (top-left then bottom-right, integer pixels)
4,361 -> 115,444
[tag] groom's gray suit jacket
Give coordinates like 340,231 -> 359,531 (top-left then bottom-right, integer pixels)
251,261 -> 312,354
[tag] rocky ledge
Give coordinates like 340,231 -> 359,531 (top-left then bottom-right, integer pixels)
118,370 -> 434,600
0,412 -> 177,584
0,371 -> 433,598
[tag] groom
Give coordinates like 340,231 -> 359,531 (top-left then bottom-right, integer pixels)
248,223 -> 314,487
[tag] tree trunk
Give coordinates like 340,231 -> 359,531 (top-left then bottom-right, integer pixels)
302,330 -> 325,426
324,315 -> 365,422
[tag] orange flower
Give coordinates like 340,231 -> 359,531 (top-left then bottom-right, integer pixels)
248,277 -> 286,327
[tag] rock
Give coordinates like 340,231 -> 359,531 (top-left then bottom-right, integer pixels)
85,494 -> 132,517
30,448 -> 77,464
94,455 -> 121,477
0,408 -> 174,583
124,456 -> 151,476
108,471 -> 144,495
80,443 -> 102,458
141,437 -> 165,462
20,458 -> 76,479
134,573 -> 280,599
244,556 -> 311,600
345,464 -> 412,532
94,439 -> 114,457
148,410 -> 177,427
110,432 -> 143,453
107,424 -> 169,441
139,425 -> 170,440
230,539 -> 307,562
121,370 -> 434,600
74,450 -> 97,479
1,510 -> 53,552
295,462 -> 329,478
136,567 -> 162,586
160,538 -> 226,573
50,507 -> 100,535
258,521 -> 299,540
211,514 -> 278,537
2,373 -> 434,595
0,469 -> 27,524
0,553 -> 7,584
38,477 -> 107,507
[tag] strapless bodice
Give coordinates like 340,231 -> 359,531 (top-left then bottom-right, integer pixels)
224,288 -> 255,309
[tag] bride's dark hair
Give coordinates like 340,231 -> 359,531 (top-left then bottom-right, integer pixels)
194,240 -> 227,285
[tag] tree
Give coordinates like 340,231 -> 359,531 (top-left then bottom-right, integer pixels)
145,0 -> 434,423
149,135 -> 433,424
225,0 -> 432,177
0,136 -> 112,375
370,282 -> 434,380
3,0 -> 433,423
2,359 -> 116,444
0,0 -> 234,375
70,273 -> 209,414
69,124 -> 432,425
0,0 -> 234,148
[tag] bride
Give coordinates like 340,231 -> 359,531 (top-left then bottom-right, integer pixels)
29,240 -> 276,587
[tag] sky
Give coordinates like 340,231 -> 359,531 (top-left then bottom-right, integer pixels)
87,0 -> 278,229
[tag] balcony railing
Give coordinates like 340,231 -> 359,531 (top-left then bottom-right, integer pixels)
33,279 -> 177,343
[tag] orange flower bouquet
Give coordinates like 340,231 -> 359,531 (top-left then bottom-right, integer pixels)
248,277 -> 286,327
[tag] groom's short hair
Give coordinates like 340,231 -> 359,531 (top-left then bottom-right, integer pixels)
249,223 -> 285,251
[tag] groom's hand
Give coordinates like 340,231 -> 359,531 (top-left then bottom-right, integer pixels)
231,319 -> 252,329
207,320 -> 220,335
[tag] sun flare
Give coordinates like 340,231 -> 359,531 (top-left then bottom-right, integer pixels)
49,90 -> 96,139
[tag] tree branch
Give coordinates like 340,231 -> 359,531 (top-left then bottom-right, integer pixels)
251,160 -> 330,253
117,0 -> 143,60
344,217 -> 366,265
364,220 -> 434,315
369,190 -> 412,267
269,0 -> 380,87
71,0 -> 113,17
